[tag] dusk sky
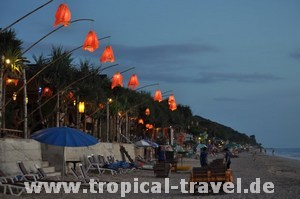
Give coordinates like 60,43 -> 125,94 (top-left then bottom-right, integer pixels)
1,0 -> 300,148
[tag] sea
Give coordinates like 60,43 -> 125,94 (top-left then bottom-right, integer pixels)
265,148 -> 300,161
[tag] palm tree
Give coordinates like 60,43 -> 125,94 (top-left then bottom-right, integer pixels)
0,29 -> 24,131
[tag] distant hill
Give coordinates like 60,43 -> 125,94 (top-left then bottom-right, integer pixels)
190,115 -> 259,146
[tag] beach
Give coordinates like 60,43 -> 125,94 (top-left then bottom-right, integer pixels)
1,151 -> 300,198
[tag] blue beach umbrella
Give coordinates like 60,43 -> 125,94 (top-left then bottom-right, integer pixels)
31,126 -> 98,147
31,127 -> 98,177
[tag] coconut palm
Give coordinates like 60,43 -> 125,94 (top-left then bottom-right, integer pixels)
0,29 -> 24,131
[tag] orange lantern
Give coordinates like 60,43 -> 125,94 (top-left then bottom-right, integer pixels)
169,101 -> 177,111
168,94 -> 175,104
83,30 -> 99,52
138,118 -> 144,125
111,72 -> 123,89
153,89 -> 162,102
66,91 -> 74,101
145,108 -> 150,116
98,103 -> 105,109
100,46 -> 115,63
54,3 -> 71,27
127,74 -> 139,90
42,87 -> 53,97
6,78 -> 19,86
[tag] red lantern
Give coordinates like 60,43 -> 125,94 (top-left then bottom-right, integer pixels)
153,89 -> 162,102
83,31 -> 99,52
54,3 -> 71,27
111,72 -> 123,89
6,78 -> 19,86
168,94 -> 175,104
42,87 -> 53,97
138,118 -> 144,125
127,74 -> 139,90
100,46 -> 115,63
169,101 -> 177,111
145,108 -> 150,116
98,103 -> 105,109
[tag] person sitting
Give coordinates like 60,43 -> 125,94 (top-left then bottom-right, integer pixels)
200,147 -> 208,167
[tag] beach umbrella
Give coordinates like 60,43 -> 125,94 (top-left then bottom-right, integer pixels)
31,127 -> 98,176
134,139 -> 151,147
31,126 -> 98,147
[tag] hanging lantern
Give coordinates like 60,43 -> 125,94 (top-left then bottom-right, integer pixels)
54,3 -> 71,27
169,101 -> 177,111
78,102 -> 85,113
83,30 -> 99,52
138,118 -> 144,125
145,108 -> 150,116
6,78 -> 19,86
42,87 -> 53,97
168,94 -> 175,104
153,89 -> 162,102
98,103 -> 104,109
111,72 -> 123,89
66,91 -> 75,101
127,74 -> 139,90
100,45 -> 115,63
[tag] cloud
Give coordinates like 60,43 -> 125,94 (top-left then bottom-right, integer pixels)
114,43 -> 220,65
139,71 -> 283,84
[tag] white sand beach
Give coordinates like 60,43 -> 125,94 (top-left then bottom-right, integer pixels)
1,151 -> 300,199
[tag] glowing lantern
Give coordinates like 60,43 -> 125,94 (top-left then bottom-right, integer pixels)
138,118 -> 144,125
153,89 -> 162,102
66,91 -> 74,101
146,124 -> 154,129
42,87 -> 53,97
145,108 -> 150,116
6,78 -> 19,86
168,94 -> 175,104
98,103 -> 104,109
83,30 -> 99,52
111,72 -> 123,89
127,74 -> 139,90
169,101 -> 177,111
78,102 -> 85,113
100,46 -> 115,63
54,3 -> 71,27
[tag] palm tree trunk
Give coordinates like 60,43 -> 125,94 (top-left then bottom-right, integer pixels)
0,67 -> 3,133
23,68 -> 28,138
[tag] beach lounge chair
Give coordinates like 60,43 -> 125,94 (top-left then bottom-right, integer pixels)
34,164 -> 60,181
16,161 -> 40,182
86,155 -> 118,175
0,178 -> 25,196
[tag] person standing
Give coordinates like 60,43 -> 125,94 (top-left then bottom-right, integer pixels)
224,148 -> 232,169
200,147 -> 208,167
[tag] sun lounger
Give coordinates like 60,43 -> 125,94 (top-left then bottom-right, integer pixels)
86,155 -> 118,175
16,161 -> 40,182
0,178 -> 25,196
